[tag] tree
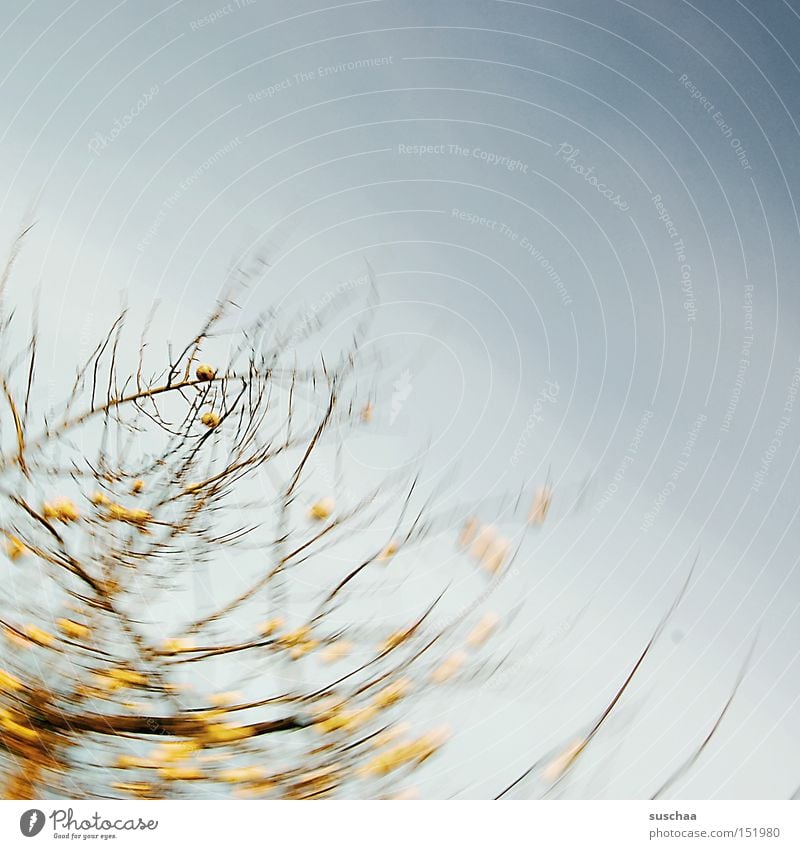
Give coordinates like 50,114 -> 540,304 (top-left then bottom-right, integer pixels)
0,229 -> 533,800
0,230 -> 751,800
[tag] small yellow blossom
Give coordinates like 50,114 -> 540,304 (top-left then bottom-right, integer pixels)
219,765 -> 265,783
57,618 -> 90,641
378,540 -> 398,562
315,705 -> 378,734
470,524 -> 496,560
309,497 -> 335,521
0,668 -> 23,691
320,641 -> 352,664
161,637 -> 195,654
107,668 -> 148,687
543,738 -> 587,783
201,411 -> 220,429
3,627 -> 31,648
379,628 -> 411,653
373,677 -> 411,708
112,781 -> 153,795
279,626 -> 311,647
5,535 -> 27,561
204,722 -> 255,744
43,498 -> 79,523
482,537 -> 510,575
151,740 -> 200,762
466,612 -> 499,648
90,491 -> 109,506
195,363 -> 216,381
107,503 -> 152,525
258,617 -> 284,637
431,651 -> 467,683
131,479 -> 145,494
208,691 -> 242,707
529,487 -> 553,525
3,719 -> 39,742
289,640 -> 319,660
160,765 -> 204,781
457,516 -> 479,548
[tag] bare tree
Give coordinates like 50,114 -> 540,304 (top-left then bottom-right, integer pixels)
0,230 -> 751,800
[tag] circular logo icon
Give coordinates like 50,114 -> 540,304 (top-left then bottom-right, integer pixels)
20,810 -> 45,837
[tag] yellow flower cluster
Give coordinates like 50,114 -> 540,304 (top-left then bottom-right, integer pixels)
315,704 -> 378,735
457,520 -> 510,575
361,726 -> 450,777
106,503 -> 152,526
43,498 -> 79,523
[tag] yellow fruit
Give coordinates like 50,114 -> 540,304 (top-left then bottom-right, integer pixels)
195,363 -> 216,381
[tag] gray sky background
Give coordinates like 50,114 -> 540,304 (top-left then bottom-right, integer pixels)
1,0 -> 799,799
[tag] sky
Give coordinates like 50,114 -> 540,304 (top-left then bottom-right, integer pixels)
1,0 -> 799,799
